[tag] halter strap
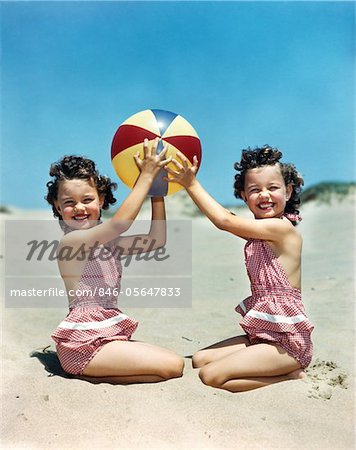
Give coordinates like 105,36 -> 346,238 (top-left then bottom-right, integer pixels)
283,212 -> 302,223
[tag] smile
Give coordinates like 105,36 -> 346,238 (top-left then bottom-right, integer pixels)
258,202 -> 275,210
73,214 -> 90,221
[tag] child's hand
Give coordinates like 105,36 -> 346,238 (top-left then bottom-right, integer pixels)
164,151 -> 199,189
134,138 -> 172,178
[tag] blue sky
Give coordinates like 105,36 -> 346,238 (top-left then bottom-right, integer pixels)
1,1 -> 354,209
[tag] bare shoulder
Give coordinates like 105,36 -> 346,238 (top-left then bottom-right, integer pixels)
269,220 -> 302,258
282,217 -> 302,244
57,230 -> 86,251
58,221 -> 115,250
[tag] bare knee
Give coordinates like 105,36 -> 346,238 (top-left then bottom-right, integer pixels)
160,355 -> 184,380
198,365 -> 223,388
192,351 -> 209,368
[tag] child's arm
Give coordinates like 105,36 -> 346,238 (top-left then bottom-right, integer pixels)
165,152 -> 294,242
111,197 -> 167,254
62,139 -> 170,249
146,196 -> 167,247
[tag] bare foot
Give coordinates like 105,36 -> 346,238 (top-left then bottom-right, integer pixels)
288,368 -> 306,380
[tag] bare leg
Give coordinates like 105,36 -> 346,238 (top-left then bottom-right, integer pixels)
198,343 -> 304,392
78,374 -> 172,384
192,335 -> 251,368
81,340 -> 184,384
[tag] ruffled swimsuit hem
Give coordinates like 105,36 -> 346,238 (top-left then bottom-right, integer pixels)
54,334 -> 132,376
52,305 -> 138,375
246,331 -> 313,369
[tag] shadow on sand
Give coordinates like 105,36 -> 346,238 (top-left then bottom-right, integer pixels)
30,346 -> 74,378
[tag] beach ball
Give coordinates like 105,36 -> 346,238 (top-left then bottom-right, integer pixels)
111,109 -> 202,196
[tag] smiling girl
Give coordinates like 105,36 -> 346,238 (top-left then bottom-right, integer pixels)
165,145 -> 314,392
46,138 -> 184,383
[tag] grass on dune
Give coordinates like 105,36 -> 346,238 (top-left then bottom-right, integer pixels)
300,182 -> 355,204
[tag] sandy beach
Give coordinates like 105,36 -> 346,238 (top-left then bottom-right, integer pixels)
1,196 -> 354,449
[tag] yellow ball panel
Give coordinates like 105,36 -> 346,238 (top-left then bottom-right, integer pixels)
162,115 -> 199,139
121,110 -> 161,136
163,142 -> 192,195
111,143 -> 143,189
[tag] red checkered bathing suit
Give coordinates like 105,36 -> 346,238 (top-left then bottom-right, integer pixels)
235,214 -> 314,369
51,242 -> 138,375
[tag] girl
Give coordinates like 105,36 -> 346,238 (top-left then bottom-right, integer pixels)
46,138 -> 184,383
164,145 -> 314,392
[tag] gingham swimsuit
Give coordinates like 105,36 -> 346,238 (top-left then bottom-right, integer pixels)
51,244 -> 138,375
235,229 -> 314,368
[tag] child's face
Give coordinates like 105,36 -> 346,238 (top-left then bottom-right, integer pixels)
241,165 -> 292,220
54,178 -> 104,230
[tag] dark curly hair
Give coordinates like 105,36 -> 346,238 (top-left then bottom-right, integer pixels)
233,145 -> 304,224
45,155 -> 117,224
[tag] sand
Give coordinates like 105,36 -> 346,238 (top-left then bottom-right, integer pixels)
0,197 -> 354,449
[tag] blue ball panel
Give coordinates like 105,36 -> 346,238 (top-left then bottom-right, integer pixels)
151,109 -> 178,136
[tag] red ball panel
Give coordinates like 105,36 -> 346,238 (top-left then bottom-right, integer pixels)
111,125 -> 159,160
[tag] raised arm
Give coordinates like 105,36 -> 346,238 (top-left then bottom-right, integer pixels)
147,197 -> 167,247
114,197 -> 167,254
165,152 -> 294,242
63,138 -> 171,249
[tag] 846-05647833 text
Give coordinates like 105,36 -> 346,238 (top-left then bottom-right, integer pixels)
9,287 -> 182,298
